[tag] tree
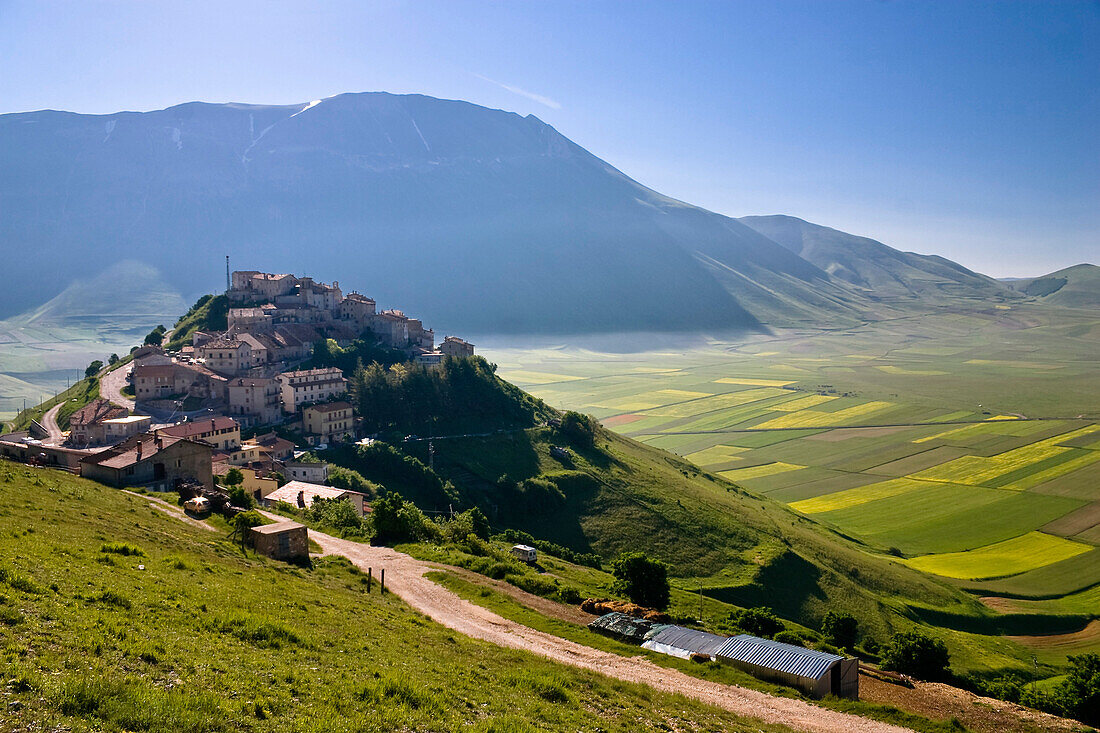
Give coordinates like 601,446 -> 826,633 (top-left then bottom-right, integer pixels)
821,610 -> 859,649
84,360 -> 104,379
733,607 -> 784,638
230,510 -> 265,550
308,497 -> 363,536
368,491 -> 439,545
560,411 -> 598,448
108,353 -> 119,365
881,631 -> 951,680
224,468 -> 244,486
1052,653 -> 1100,725
144,324 -> 167,346
611,552 -> 670,610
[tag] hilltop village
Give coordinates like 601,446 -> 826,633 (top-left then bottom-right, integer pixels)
0,270 -> 476,510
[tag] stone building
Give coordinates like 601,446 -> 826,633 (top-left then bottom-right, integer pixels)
440,336 -> 475,357
277,367 -> 347,413
68,398 -> 128,446
158,417 -> 241,450
302,401 -> 354,445
80,433 -> 214,491
251,521 -> 308,561
226,377 -> 281,426
196,339 -> 252,377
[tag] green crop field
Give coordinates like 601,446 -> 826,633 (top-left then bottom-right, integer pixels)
902,532 -> 1092,580
483,303 -> 1100,660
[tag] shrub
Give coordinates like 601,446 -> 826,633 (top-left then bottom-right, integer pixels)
773,630 -> 804,647
821,610 -> 859,649
559,411 -> 599,448
226,484 -> 253,509
85,360 -> 104,379
731,607 -> 785,639
1050,653 -> 1100,725
611,552 -> 670,610
101,542 -> 145,557
369,491 -> 440,545
308,497 -> 363,536
881,630 -> 951,680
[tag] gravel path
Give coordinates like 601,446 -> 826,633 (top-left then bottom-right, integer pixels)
308,530 -> 911,733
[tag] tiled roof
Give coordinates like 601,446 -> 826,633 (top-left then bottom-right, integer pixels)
158,417 -> 239,438
304,401 -> 352,414
69,398 -> 127,427
265,481 -> 363,508
81,433 -> 192,469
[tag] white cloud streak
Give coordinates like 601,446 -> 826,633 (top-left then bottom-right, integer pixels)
474,74 -> 561,110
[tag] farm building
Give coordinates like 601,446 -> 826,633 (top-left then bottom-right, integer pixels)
251,521 -> 309,561
715,635 -> 859,699
641,625 -> 728,660
263,480 -> 367,516
511,544 -> 537,564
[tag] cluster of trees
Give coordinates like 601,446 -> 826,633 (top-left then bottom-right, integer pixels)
611,552 -> 670,610
970,654 -> 1100,726
330,441 -> 457,510
143,324 -> 167,346
309,335 -> 405,374
348,356 -> 550,436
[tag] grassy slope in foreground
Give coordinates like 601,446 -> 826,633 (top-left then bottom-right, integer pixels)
392,423 -> 1051,671
0,462 -> 791,733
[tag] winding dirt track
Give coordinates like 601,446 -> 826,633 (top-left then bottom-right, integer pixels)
308,529 -> 911,733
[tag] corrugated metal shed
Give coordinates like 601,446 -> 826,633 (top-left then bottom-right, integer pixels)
717,635 -> 842,680
641,626 -> 728,659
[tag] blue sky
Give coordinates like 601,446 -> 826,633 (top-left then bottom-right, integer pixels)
1,0 -> 1096,277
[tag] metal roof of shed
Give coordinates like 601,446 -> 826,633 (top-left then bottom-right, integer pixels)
642,626 -> 728,657
716,635 -> 843,680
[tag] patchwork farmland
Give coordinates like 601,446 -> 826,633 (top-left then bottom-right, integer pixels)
482,304 -> 1100,662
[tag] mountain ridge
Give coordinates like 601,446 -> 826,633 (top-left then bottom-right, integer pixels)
0,92 -> 1067,335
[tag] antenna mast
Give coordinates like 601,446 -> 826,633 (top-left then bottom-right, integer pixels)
225,255 -> 231,293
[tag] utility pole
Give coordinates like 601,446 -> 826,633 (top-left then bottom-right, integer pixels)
225,255 -> 231,293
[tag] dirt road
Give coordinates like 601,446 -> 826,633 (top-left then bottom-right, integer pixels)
40,402 -> 65,442
308,530 -> 910,733
100,364 -> 135,411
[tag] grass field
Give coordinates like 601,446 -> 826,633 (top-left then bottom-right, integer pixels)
0,462 -> 792,733
481,303 -> 1100,662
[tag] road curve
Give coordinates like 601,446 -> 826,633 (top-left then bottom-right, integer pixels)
99,364 -> 135,412
307,530 -> 911,733
40,402 -> 65,442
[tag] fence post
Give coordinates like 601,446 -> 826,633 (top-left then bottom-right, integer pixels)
381,568 -> 386,595
367,567 -> 372,592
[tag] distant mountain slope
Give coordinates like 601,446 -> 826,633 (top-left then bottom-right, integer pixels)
0,92 -> 994,335
739,215 -> 1017,305
1004,264 -> 1100,308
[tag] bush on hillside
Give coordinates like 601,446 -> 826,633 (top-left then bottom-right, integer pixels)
731,607 -> 785,639
881,630 -> 951,680
144,324 -> 167,346
611,552 -> 670,610
1050,653 -> 1100,725
559,411 -> 599,448
84,360 -> 104,379
821,610 -> 859,649
369,491 -> 440,545
327,466 -> 380,497
308,497 -> 364,537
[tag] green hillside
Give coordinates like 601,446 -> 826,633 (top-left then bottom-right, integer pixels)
330,417 -> 1076,675
0,462 -> 788,733
1007,264 -> 1100,309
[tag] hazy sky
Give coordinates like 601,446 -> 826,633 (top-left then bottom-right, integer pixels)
1,0 -> 1096,277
